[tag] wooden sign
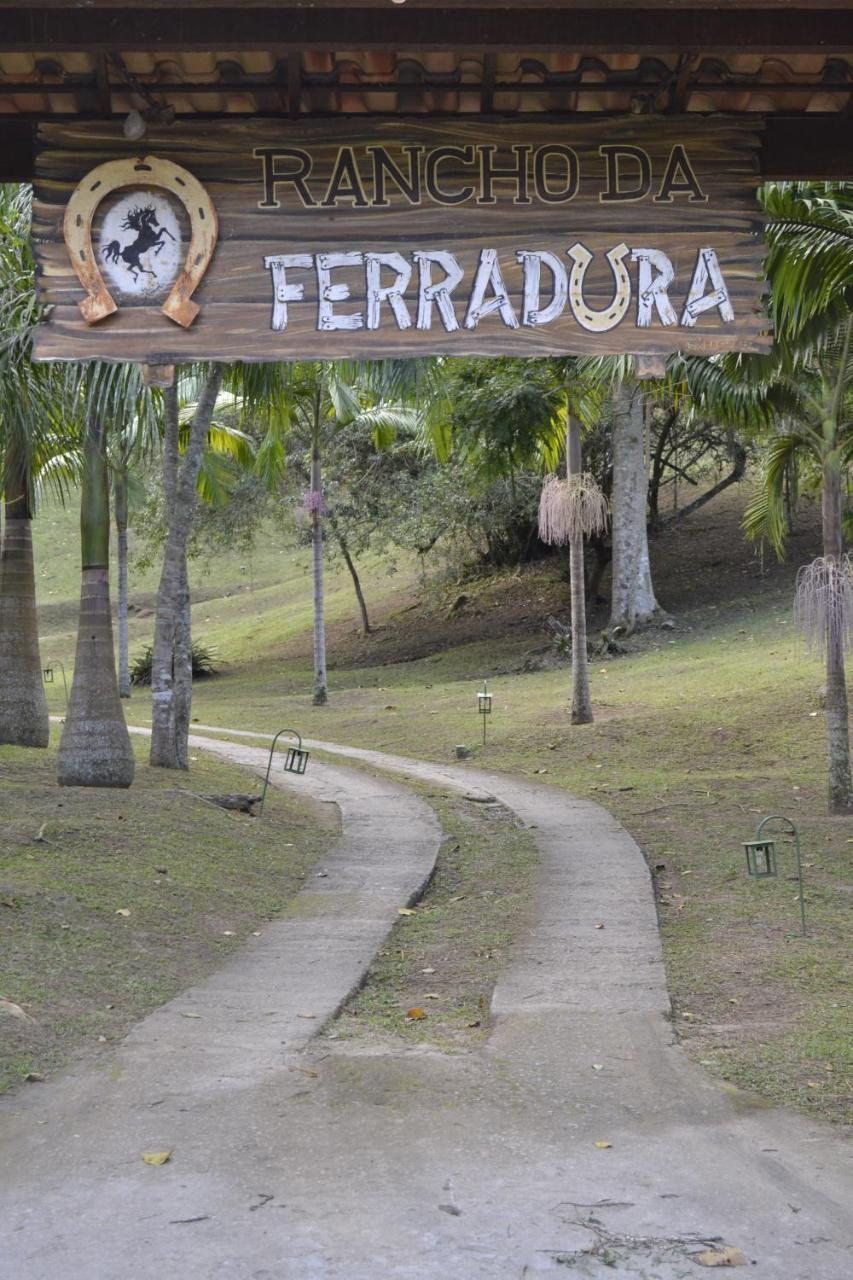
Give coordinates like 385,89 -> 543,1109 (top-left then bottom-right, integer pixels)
32,117 -> 769,363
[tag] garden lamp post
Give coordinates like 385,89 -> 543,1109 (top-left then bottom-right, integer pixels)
259,727 -> 310,817
743,814 -> 807,936
42,660 -> 69,710
477,679 -> 492,746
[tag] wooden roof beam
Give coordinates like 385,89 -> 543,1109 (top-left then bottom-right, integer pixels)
1,8 -> 851,55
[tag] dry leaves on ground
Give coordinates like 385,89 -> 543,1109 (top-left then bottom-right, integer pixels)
694,1246 -> 747,1267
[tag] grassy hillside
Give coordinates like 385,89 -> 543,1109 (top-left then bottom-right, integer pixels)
24,482 -> 853,1122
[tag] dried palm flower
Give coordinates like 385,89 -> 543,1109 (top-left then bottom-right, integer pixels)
794,555 -> 853,657
538,473 -> 609,546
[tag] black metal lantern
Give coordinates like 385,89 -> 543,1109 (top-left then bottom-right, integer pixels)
744,837 -> 777,879
42,666 -> 54,683
260,727 -> 310,816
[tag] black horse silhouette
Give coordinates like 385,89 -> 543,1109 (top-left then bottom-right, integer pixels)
102,204 -> 175,283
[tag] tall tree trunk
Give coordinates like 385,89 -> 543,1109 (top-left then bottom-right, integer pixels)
328,514 -> 371,635
57,415 -> 134,788
311,428 -> 328,706
0,442 -> 49,746
610,382 -> 661,633
567,414 -> 593,725
150,365 -> 222,768
822,458 -> 853,812
173,554 -> 192,771
114,465 -> 130,698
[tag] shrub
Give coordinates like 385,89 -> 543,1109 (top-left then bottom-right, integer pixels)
130,641 -> 220,686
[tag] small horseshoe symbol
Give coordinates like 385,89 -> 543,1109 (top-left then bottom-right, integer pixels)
63,155 -> 218,328
567,242 -> 632,333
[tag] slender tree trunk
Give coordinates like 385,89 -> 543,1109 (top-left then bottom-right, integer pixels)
173,554 -> 192,771
610,382 -> 661,633
329,516 -> 371,634
150,365 -> 222,768
822,458 -> 853,812
114,466 -> 131,698
57,415 -> 134,788
0,443 -> 49,746
311,427 -> 328,706
567,414 -> 593,725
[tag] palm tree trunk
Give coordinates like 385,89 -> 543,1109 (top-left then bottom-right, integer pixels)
150,365 -> 222,768
57,415 -> 134,788
311,422 -> 328,706
114,466 -> 130,698
567,415 -> 593,725
0,441 -> 49,746
821,458 -> 853,812
173,554 -> 192,771
610,382 -> 661,633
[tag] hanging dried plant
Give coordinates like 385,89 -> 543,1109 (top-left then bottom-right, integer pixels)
538,473 -> 609,546
794,555 -> 853,658
301,488 -> 326,515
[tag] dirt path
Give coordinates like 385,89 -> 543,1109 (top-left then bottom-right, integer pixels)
1,728 -> 850,1279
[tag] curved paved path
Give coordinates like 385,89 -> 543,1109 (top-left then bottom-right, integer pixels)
2,728 -> 851,1280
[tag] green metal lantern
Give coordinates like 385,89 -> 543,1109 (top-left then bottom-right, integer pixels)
742,815 -> 807,936
259,727 -> 309,816
477,679 -> 492,746
744,837 -> 777,879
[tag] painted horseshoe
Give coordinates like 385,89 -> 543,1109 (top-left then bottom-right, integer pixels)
567,241 -> 632,333
63,155 -> 218,328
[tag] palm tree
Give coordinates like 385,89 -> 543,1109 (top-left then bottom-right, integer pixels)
683,182 -> 853,813
229,360 -> 421,706
57,366 -> 147,788
538,410 -> 608,724
0,184 -> 76,748
149,364 -> 224,769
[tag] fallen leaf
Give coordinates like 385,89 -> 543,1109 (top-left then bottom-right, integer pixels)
0,997 -> 33,1023
180,1012 -> 202,1019
142,1150 -> 172,1166
423,993 -> 441,1000
694,1246 -> 747,1267
591,1063 -> 604,1072
447,895 -> 466,904
397,907 -> 416,916
595,923 -> 605,930
296,1013 -> 316,1020
406,1007 -> 427,1020
438,1203 -> 462,1216
467,1020 -> 481,1028
421,967 -> 436,974
222,930 -> 235,936
594,1141 -> 612,1149
24,1071 -> 45,1083
115,908 -> 131,917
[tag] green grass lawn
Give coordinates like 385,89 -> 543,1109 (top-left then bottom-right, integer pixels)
21,485 -> 853,1121
0,731 -> 336,1093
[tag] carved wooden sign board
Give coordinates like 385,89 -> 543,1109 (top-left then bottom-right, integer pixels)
32,118 -> 769,363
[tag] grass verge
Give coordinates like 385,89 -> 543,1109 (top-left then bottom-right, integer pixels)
330,780 -> 538,1050
0,731 -> 336,1094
